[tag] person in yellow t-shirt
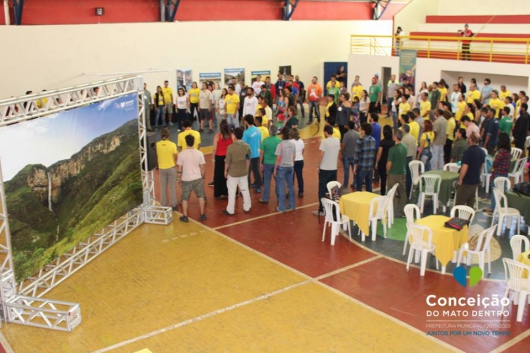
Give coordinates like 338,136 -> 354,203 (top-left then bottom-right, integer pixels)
162,81 -> 174,125
326,75 -> 338,90
178,120 -> 201,151
156,127 -> 178,209
398,95 -> 411,117
351,80 -> 364,100
321,117 -> 341,140
499,85 -> 511,101
438,85 -> 448,103
408,118 -> 420,142
225,85 -> 240,129
188,82 -> 200,122
488,90 -> 505,118
419,92 -> 431,120
256,107 -> 269,128
466,84 -> 481,103
455,94 -> 467,121
255,116 -> 269,141
464,103 -> 474,120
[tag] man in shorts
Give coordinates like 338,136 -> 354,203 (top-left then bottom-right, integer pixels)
199,82 -> 213,133
177,134 -> 207,222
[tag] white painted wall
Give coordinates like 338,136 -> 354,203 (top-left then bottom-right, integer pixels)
349,54 -> 530,95
0,20 -> 392,99
393,0 -> 440,35
438,0 -> 530,16
416,58 -> 530,93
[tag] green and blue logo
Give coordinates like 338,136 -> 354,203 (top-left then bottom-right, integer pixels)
453,266 -> 483,287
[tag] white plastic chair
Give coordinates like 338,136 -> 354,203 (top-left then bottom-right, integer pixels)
481,147 -> 489,158
443,163 -> 460,172
456,225 -> 496,274
511,148 -> 523,160
367,196 -> 389,242
526,136 -> 530,149
492,188 -> 521,236
326,181 -> 342,199
408,160 -> 425,199
502,258 -> 530,322
321,198 -> 351,246
509,158 -> 526,185
491,177 -> 511,223
510,235 -> 530,260
386,183 -> 399,227
481,155 -> 493,193
450,205 -> 476,225
403,204 -> 421,255
418,174 -> 441,214
406,223 -> 438,276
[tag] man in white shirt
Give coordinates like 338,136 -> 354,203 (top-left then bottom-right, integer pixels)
243,87 -> 258,117
198,82 -> 213,133
252,75 -> 262,96
449,84 -> 461,114
176,134 -> 206,223
210,81 -> 222,127
231,78 -> 242,95
313,125 -> 341,216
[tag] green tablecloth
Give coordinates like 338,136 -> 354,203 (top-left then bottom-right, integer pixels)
506,191 -> 530,222
424,170 -> 459,205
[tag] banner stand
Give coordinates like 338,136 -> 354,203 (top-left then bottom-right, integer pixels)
0,76 -> 172,331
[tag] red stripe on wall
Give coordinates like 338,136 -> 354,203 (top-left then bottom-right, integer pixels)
426,15 -> 530,24
175,0 -> 282,21
291,2 -> 404,21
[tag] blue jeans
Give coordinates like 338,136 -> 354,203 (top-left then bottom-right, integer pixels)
355,169 -> 373,192
387,97 -> 393,117
309,101 -> 320,122
227,114 -> 239,130
277,166 -> 295,211
262,164 -> 278,202
392,111 -> 398,130
293,160 -> 304,193
298,96 -> 305,117
490,174 -> 508,210
154,106 -> 165,127
342,155 -> 355,187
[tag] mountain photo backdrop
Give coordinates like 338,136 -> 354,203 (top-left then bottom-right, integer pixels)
0,93 -> 143,282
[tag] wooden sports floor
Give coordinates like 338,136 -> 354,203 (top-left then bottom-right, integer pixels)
1,118 -> 529,353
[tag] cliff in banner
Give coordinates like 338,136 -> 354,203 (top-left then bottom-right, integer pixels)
5,120 -> 143,281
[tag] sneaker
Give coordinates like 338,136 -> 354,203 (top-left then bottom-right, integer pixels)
199,128 -> 204,133
298,192 -> 303,198
200,214 -> 207,221
222,210 -> 235,216
244,209 -> 251,214
208,181 -> 214,187
169,122 -> 174,126
179,215 -> 189,223
276,206 -> 285,213
172,206 -> 178,212
259,199 -> 268,204
255,188 -> 261,193
209,129 -> 214,134
312,210 -> 325,216
250,183 -> 256,188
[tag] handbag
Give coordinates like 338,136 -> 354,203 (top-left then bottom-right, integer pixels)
513,182 -> 530,197
444,217 -> 469,231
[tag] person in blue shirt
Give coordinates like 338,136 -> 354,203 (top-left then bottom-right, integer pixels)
243,115 -> 262,193
370,113 -> 382,182
481,78 -> 493,105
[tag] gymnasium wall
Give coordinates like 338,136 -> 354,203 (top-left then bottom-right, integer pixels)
0,20 -> 392,99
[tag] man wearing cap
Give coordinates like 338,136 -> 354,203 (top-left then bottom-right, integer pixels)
458,24 -> 473,61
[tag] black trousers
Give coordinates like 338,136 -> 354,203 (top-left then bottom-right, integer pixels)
248,157 -> 262,189
213,155 -> 228,198
444,139 -> 453,164
378,163 -> 388,195
318,169 -> 337,212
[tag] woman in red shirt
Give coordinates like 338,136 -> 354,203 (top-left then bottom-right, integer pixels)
212,120 -> 234,199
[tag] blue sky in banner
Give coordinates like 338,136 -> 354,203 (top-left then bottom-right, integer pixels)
0,93 -> 138,181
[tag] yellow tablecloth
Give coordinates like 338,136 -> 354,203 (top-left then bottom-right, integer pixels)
339,191 -> 379,237
516,251 -> 530,278
415,215 -> 469,267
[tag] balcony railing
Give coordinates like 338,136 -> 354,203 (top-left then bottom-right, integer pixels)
350,34 -> 530,64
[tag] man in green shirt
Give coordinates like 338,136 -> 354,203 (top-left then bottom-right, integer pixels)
259,124 -> 281,204
386,129 -> 408,216
369,76 -> 382,113
498,106 -> 514,137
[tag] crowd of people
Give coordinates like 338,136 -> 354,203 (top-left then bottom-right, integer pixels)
153,71 -> 530,222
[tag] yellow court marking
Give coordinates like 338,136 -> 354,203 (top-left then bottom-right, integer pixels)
213,202 -> 319,230
490,328 -> 530,353
133,349 -> 153,353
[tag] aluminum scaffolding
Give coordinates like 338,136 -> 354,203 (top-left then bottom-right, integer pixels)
0,76 -> 172,332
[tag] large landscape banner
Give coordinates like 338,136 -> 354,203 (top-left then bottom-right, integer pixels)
0,93 -> 143,281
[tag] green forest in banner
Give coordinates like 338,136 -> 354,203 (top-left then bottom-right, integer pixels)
5,120 -> 143,281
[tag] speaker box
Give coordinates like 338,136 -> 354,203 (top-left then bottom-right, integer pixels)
143,132 -> 159,171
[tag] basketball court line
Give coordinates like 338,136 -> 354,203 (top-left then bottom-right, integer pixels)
91,216 -> 464,353
490,328 -> 530,353
212,202 -> 319,231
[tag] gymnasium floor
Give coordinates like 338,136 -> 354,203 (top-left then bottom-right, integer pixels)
1,116 -> 530,353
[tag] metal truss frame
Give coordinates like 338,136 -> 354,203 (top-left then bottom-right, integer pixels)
0,76 -> 172,331
282,0 -> 300,21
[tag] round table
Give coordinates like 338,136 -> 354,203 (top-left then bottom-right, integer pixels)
339,191 -> 379,239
